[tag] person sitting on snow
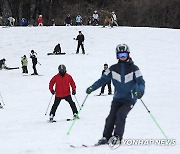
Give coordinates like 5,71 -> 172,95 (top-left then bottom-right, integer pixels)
53,44 -> 61,54
0,58 -> 19,70
0,58 -> 7,69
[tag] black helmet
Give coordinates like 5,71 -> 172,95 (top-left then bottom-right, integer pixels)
2,58 -> 6,61
58,64 -> 66,73
104,63 -> 108,67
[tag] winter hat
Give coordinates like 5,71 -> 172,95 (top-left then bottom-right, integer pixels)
104,63 -> 108,67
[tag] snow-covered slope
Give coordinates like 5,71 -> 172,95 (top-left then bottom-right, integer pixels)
0,26 -> 180,154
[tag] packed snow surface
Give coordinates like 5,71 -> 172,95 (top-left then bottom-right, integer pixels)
0,26 -> 180,154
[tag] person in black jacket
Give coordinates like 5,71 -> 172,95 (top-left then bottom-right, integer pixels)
65,14 -> 72,26
99,63 -> 112,95
0,102 -> 3,109
53,44 -> 61,54
75,31 -> 85,54
30,50 -> 38,75
0,58 -> 6,70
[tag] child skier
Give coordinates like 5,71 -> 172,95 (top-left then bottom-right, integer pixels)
21,55 -> 28,73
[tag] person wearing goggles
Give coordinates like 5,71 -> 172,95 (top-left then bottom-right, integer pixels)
86,44 -> 145,145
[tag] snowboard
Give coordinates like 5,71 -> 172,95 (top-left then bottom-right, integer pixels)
6,67 -> 19,70
47,53 -> 66,55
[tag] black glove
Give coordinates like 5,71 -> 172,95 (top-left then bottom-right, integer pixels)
86,87 -> 93,94
51,90 -> 55,95
72,90 -> 76,95
134,92 -> 143,99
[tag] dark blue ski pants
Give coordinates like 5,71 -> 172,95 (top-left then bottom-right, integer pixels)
103,100 -> 133,140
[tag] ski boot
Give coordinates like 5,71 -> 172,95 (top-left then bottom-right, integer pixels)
73,113 -> 79,120
49,114 -> 56,122
95,137 -> 108,146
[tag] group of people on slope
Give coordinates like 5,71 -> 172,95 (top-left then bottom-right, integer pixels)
65,10 -> 118,27
49,43 -> 145,146
2,10 -> 118,27
1,50 -> 39,75
21,50 -> 39,75
52,31 -> 86,55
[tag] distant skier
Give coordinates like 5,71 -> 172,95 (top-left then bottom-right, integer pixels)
30,50 -> 38,75
98,64 -> 112,95
92,11 -> 99,26
76,14 -> 82,26
20,18 -> 28,26
74,31 -> 85,54
51,19 -> 55,26
86,44 -> 145,145
65,14 -> 72,26
111,11 -> 118,27
21,55 -> 28,74
8,17 -> 15,26
0,103 -> 3,109
103,12 -> 112,27
49,64 -> 78,122
38,15 -> 43,26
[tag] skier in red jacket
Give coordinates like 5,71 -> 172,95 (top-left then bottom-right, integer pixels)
49,64 -> 78,122
38,15 -> 43,26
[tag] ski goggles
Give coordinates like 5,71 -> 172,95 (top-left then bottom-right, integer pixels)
117,52 -> 129,59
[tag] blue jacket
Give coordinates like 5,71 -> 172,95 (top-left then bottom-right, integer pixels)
76,15 -> 82,23
91,59 -> 145,104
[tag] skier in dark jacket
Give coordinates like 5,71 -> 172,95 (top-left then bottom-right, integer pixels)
75,31 -> 85,54
65,14 -> 72,26
49,64 -> 78,122
86,44 -> 145,145
99,63 -> 112,95
30,50 -> 38,75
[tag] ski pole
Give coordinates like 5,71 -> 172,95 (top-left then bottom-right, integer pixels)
67,94 -> 89,136
45,94 -> 53,115
140,99 -> 169,141
0,92 -> 5,106
37,61 -> 41,65
73,95 -> 80,109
